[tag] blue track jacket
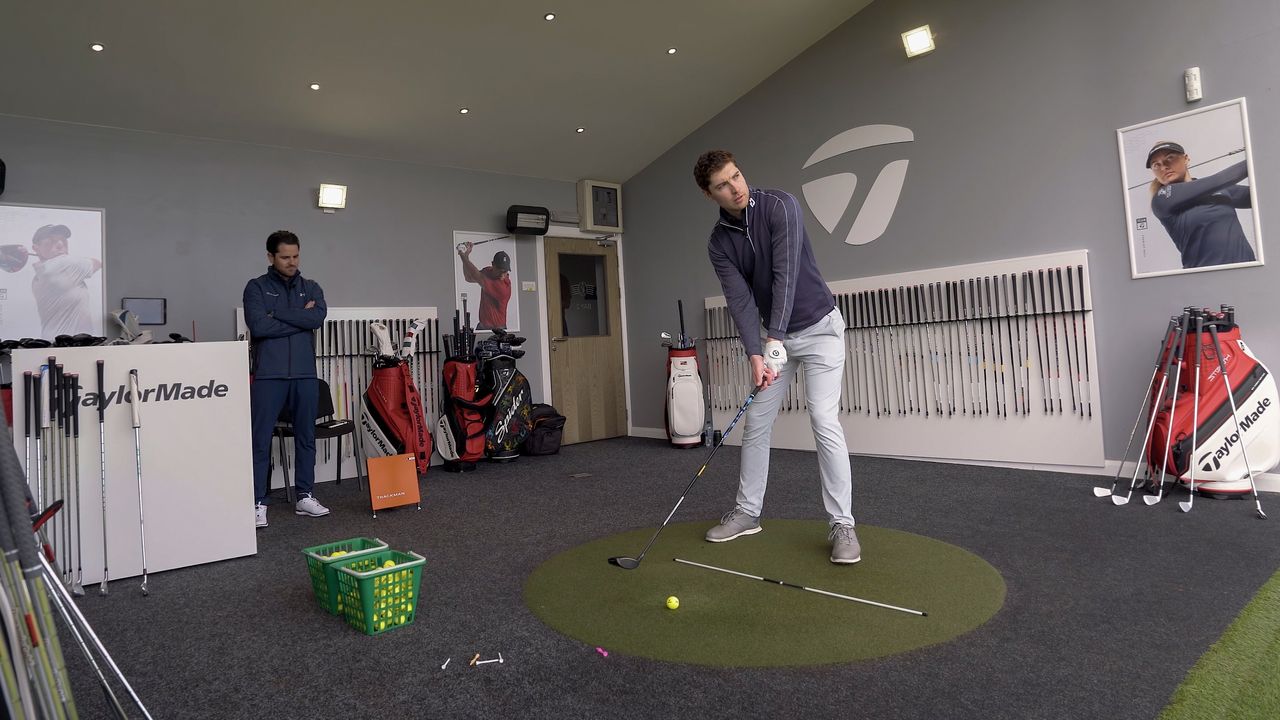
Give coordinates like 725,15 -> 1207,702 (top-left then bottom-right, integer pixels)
707,187 -> 835,357
242,267 -> 327,379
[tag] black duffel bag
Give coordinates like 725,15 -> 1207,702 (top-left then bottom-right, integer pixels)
523,404 -> 567,456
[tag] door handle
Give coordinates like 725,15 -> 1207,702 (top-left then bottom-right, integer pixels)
551,337 -> 567,342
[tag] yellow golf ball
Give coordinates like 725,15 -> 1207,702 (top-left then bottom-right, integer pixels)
666,596 -> 680,610
329,550 -> 347,558
383,560 -> 396,568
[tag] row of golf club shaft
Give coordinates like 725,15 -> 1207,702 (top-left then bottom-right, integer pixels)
1102,306 -> 1266,518
0,383 -> 155,719
705,265 -> 1094,418
313,317 -> 441,464
18,360 -> 147,600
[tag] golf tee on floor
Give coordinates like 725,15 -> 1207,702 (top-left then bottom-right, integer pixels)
672,558 -> 927,617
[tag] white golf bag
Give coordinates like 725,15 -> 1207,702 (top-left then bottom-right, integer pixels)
665,346 -> 705,448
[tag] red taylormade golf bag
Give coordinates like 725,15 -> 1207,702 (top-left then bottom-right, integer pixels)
1148,308 -> 1279,495
361,358 -> 431,475
477,331 -> 533,461
360,319 -> 432,475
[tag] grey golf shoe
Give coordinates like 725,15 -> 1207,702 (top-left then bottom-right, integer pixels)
829,524 -> 861,564
705,507 -> 762,542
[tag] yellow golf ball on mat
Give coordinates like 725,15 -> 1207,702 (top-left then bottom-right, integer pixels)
666,596 -> 679,610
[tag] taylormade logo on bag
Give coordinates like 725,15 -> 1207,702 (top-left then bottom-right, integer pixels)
1196,397 -> 1270,472
87,380 -> 231,407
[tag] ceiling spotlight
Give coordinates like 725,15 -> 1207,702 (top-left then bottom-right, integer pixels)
544,13 -> 555,21
90,43 -> 104,52
667,47 -> 677,55
901,25 -> 935,58
459,107 -> 469,114
309,83 -> 320,90
576,127 -> 585,134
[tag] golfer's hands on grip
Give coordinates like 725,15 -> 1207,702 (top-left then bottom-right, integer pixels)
750,355 -> 778,388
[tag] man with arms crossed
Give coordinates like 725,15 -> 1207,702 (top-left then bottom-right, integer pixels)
694,150 -> 859,564
243,231 -> 330,526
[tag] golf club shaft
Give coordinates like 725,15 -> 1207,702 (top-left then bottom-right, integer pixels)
673,558 -> 926,616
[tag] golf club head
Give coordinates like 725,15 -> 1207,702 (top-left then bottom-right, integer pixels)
1257,509 -> 1267,520
608,556 -> 640,570
1142,494 -> 1161,506
660,332 -> 672,340
1178,500 -> 1193,513
1092,486 -> 1112,498
1111,494 -> 1130,506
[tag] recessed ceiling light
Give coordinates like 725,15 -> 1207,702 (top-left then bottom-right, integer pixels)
90,43 -> 104,52
459,107 -> 469,114
667,47 -> 677,55
576,127 -> 585,134
544,13 -> 555,21
309,83 -> 321,90
901,25 -> 935,58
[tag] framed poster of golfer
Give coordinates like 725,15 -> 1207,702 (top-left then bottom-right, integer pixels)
0,203 -> 106,340
452,231 -> 519,332
1117,97 -> 1264,279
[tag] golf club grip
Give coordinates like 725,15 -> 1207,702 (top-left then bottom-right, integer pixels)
129,370 -> 141,429
34,372 -> 44,428
97,360 -> 106,423
70,375 -> 79,437
23,372 -> 32,437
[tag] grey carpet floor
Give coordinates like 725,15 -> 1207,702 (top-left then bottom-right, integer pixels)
61,437 -> 1280,719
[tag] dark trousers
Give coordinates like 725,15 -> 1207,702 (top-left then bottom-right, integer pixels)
251,378 -> 318,504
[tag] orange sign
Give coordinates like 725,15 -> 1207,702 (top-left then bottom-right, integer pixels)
367,454 -> 421,512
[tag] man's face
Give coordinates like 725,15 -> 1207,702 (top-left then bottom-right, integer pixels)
269,243 -> 300,277
704,162 -> 749,214
1150,150 -> 1190,185
33,234 -> 69,261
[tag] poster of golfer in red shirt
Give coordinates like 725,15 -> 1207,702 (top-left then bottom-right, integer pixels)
453,231 -> 519,332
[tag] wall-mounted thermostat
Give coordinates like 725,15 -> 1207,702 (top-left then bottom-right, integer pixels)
577,179 -> 624,234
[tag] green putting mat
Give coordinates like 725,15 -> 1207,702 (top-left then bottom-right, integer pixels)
524,520 -> 1005,667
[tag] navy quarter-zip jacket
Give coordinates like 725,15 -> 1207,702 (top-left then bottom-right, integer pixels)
242,267 -> 327,379
707,187 -> 836,357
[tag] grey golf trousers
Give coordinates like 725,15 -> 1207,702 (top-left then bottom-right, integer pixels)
736,306 -> 854,526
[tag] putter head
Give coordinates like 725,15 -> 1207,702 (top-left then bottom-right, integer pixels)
608,556 -> 640,570
1092,486 -> 1112,498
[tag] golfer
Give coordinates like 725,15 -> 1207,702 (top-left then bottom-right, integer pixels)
693,149 -> 859,564
1147,141 -> 1256,269
458,242 -> 512,330
30,224 -> 102,336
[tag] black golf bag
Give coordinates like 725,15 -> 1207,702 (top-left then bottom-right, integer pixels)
476,330 -> 533,461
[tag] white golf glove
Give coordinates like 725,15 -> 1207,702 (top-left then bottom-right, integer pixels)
764,339 -> 787,374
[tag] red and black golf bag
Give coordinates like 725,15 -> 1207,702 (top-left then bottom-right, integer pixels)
437,308 -> 490,472
477,331 -> 533,462
360,358 -> 431,475
1147,308 -> 1279,495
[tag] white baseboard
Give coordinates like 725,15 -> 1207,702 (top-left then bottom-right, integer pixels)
629,426 -> 667,440
623,430 -> 1280,494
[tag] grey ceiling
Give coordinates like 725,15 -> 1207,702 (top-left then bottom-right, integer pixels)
0,1 -> 872,182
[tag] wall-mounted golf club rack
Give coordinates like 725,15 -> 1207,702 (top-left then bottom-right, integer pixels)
705,250 -> 1104,467
236,306 -> 440,483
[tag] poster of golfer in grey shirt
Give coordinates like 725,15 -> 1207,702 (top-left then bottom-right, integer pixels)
0,204 -> 105,339
1117,98 -> 1264,279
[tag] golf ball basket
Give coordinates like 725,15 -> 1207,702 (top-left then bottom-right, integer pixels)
334,550 -> 426,636
302,537 -> 389,615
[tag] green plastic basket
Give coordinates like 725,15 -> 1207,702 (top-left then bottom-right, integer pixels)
334,550 -> 425,636
301,537 -> 388,615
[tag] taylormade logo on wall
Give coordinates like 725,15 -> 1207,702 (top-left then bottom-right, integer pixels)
84,380 -> 232,407
801,124 -> 913,246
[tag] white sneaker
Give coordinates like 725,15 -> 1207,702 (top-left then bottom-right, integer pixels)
295,495 -> 330,517
255,503 -> 268,528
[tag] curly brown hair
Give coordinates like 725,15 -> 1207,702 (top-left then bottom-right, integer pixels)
693,150 -> 737,191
